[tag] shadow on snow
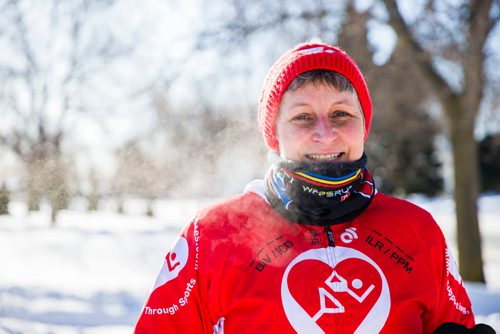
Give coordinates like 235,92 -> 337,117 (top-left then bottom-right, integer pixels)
0,286 -> 143,328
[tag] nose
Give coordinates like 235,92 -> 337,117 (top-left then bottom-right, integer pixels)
312,117 -> 336,142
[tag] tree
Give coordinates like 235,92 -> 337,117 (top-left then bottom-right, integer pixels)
382,0 -> 500,282
0,0 -> 132,221
112,140 -> 166,214
336,3 -> 444,196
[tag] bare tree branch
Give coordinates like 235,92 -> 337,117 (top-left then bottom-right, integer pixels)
487,0 -> 500,31
462,0 -> 495,116
383,0 -> 455,102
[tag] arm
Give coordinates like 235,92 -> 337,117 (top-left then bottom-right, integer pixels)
422,226 -> 475,332
429,246 -> 496,333
134,217 -> 211,333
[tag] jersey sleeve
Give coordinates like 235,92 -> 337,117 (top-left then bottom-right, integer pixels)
134,217 -> 211,333
422,225 -> 476,332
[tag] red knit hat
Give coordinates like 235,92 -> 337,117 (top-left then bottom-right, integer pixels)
258,42 -> 372,152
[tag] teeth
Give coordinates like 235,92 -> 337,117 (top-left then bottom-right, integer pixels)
308,153 -> 341,160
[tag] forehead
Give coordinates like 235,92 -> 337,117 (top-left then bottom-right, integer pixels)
280,82 -> 358,106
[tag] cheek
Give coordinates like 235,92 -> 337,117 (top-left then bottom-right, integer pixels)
277,126 -> 308,158
345,121 -> 365,141
352,130 -> 365,156
342,123 -> 365,156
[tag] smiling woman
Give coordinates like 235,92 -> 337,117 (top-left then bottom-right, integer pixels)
133,43 -> 495,334
276,73 -> 365,163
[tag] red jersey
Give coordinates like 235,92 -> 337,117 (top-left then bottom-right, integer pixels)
134,185 -> 474,333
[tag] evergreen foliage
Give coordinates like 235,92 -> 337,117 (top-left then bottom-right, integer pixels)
480,134 -> 500,193
0,183 -> 10,215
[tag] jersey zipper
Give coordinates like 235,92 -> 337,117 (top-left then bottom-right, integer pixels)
324,225 -> 336,267
323,225 -> 342,331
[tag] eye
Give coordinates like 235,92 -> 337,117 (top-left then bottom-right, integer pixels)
292,113 -> 314,122
332,111 -> 349,118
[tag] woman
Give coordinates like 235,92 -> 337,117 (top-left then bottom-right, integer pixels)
134,43 -> 492,333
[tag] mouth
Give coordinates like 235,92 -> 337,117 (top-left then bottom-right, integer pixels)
305,152 -> 344,162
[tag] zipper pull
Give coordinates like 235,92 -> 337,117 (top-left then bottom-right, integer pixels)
324,225 -> 335,247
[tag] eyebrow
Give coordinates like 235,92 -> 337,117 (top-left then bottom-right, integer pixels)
288,99 -> 356,109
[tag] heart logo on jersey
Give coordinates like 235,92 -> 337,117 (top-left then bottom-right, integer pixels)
281,246 -> 390,334
166,251 -> 181,271
152,236 -> 189,291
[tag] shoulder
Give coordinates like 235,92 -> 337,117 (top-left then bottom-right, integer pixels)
368,192 -> 435,222
363,194 -> 448,271
364,193 -> 444,240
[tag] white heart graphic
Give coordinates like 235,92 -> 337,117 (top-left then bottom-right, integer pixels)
281,246 -> 390,334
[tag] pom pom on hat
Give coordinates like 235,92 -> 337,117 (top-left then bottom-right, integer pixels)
257,42 -> 372,152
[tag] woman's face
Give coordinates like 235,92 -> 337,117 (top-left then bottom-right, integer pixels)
276,82 -> 365,162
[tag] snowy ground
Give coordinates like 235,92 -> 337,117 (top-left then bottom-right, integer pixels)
0,194 -> 498,333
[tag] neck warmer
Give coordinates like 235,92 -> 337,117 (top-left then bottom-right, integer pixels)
265,152 -> 376,226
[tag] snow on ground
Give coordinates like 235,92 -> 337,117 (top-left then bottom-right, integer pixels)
0,194 -> 498,333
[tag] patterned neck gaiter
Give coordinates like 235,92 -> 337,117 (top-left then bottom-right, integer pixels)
265,152 -> 376,226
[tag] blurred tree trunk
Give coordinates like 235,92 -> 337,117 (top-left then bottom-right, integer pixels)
25,149 -> 52,212
87,193 -> 99,211
27,169 -> 42,211
87,168 -> 101,211
447,96 -> 483,280
45,155 -> 72,226
383,0 -> 498,282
